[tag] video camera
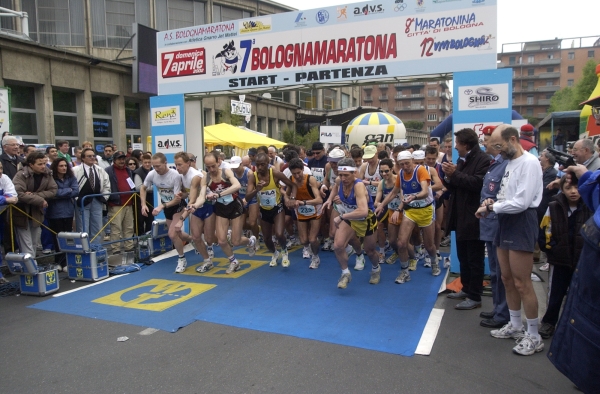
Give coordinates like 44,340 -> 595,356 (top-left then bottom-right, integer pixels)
547,147 -> 575,168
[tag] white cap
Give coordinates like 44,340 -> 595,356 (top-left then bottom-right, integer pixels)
229,156 -> 242,168
327,148 -> 345,162
397,151 -> 413,161
412,150 -> 425,160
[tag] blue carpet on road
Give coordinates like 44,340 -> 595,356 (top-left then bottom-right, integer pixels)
30,245 -> 446,356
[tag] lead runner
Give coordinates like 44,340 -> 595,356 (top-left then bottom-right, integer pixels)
321,158 -> 380,288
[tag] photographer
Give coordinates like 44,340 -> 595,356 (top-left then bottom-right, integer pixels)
548,95 -> 600,393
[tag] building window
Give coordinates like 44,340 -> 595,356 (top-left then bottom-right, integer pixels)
567,79 -> 574,87
427,103 -> 437,109
92,96 -> 113,148
268,91 -> 291,103
411,88 -> 421,95
427,89 -> 437,97
341,93 -> 350,109
125,101 -> 141,129
410,100 -> 421,109
527,55 -> 534,64
527,68 -> 534,76
527,95 -> 534,105
568,66 -> 574,73
213,5 -> 251,22
156,0 -> 206,31
323,89 -> 336,110
509,56 -> 516,65
53,90 -> 79,145
589,50 -> 595,58
427,126 -> 435,132
298,89 -> 316,109
546,67 -> 554,72
527,81 -> 534,91
526,108 -> 533,116
91,0 -> 151,48
257,117 -> 265,133
546,94 -> 553,99
0,0 -> 14,31
427,113 -> 437,121
546,80 -> 554,86
6,84 -> 38,144
22,0 -> 85,46
547,53 -> 554,59
568,52 -> 575,60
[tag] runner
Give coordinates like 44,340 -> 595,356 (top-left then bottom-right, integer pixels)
425,146 -> 447,267
140,152 -> 188,273
286,158 -> 323,269
172,152 -> 217,272
245,153 -> 298,268
374,158 -> 398,264
230,155 -> 260,245
322,148 -> 345,255
376,151 -> 441,283
322,158 -> 381,288
203,152 -> 255,274
359,145 -> 383,265
307,142 -> 329,249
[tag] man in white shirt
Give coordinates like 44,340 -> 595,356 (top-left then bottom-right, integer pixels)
476,124 -> 544,356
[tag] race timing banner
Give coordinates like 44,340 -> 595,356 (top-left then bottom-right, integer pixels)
157,0 -> 497,95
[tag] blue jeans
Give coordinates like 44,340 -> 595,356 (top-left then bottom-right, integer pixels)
75,198 -> 104,244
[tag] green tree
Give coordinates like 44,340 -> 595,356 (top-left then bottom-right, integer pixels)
282,127 -> 320,149
404,120 -> 424,130
548,59 -> 598,112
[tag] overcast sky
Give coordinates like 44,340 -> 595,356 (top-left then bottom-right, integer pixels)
275,0 -> 600,49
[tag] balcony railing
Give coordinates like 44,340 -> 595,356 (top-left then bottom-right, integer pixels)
379,95 -> 388,101
364,96 -> 373,102
537,85 -> 560,92
537,72 -> 560,79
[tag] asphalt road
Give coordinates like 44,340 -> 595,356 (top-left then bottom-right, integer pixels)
0,260 -> 577,394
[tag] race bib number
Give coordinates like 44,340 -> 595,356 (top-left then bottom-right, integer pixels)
158,188 -> 174,202
258,190 -> 276,208
388,197 -> 401,211
297,204 -> 316,216
311,168 -> 325,183
239,186 -> 247,197
366,184 -> 378,196
217,194 -> 234,205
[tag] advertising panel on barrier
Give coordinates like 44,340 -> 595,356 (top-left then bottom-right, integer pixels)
156,0 -> 497,94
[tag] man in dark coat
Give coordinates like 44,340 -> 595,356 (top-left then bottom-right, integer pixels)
442,128 -> 490,309
0,135 -> 25,180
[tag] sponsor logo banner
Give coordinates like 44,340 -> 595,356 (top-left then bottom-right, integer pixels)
155,134 -> 184,153
458,83 -> 509,111
161,48 -> 206,78
151,106 -> 181,126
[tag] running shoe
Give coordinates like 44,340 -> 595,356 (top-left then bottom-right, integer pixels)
346,245 -> 355,257
322,238 -> 333,251
385,252 -> 398,265
207,245 -> 214,259
408,258 -> 418,271
513,333 -> 544,356
337,272 -> 352,289
539,263 -> 549,272
269,250 -> 280,267
354,254 -> 365,271
309,255 -> 320,269
225,260 -> 240,274
443,256 -> 451,268
440,236 -> 451,247
196,261 -> 213,273
281,250 -> 290,267
424,255 -> 432,267
247,236 -> 257,257
175,257 -> 187,273
378,252 -> 385,265
302,246 -> 311,259
431,262 -> 441,276
369,266 -> 381,284
490,322 -> 526,339
395,269 -> 411,284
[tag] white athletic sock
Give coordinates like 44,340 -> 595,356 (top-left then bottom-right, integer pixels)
342,268 -> 350,274
527,318 -> 540,338
509,309 -> 523,329
400,260 -> 409,270
378,247 -> 385,254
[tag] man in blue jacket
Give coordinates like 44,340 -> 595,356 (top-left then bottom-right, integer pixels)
478,125 -> 510,328
104,151 -> 136,255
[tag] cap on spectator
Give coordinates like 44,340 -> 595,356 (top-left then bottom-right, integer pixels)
520,124 -> 534,136
312,141 -> 324,151
113,151 -> 126,159
401,142 -> 410,148
412,150 -> 425,160
363,145 -> 377,159
397,151 -> 413,161
482,125 -> 496,136
327,148 -> 345,162
248,148 -> 257,156
229,156 -> 242,168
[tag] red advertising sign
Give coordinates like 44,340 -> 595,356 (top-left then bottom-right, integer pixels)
161,48 -> 206,78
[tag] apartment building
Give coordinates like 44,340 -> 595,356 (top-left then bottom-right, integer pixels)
361,80 -> 452,133
497,36 -> 599,121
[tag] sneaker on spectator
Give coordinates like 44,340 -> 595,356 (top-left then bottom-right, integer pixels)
539,322 -> 555,339
513,333 -> 544,356
440,236 -> 451,247
539,263 -> 549,272
337,272 -> 352,289
42,249 -> 52,254
443,256 -> 451,268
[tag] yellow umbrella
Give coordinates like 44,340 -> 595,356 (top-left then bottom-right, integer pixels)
204,123 -> 285,149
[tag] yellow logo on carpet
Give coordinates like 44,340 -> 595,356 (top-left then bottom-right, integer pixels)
93,279 -> 216,311
185,258 -> 267,278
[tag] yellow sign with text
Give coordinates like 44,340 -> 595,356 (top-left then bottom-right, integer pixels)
185,258 -> 267,278
93,279 -> 215,311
